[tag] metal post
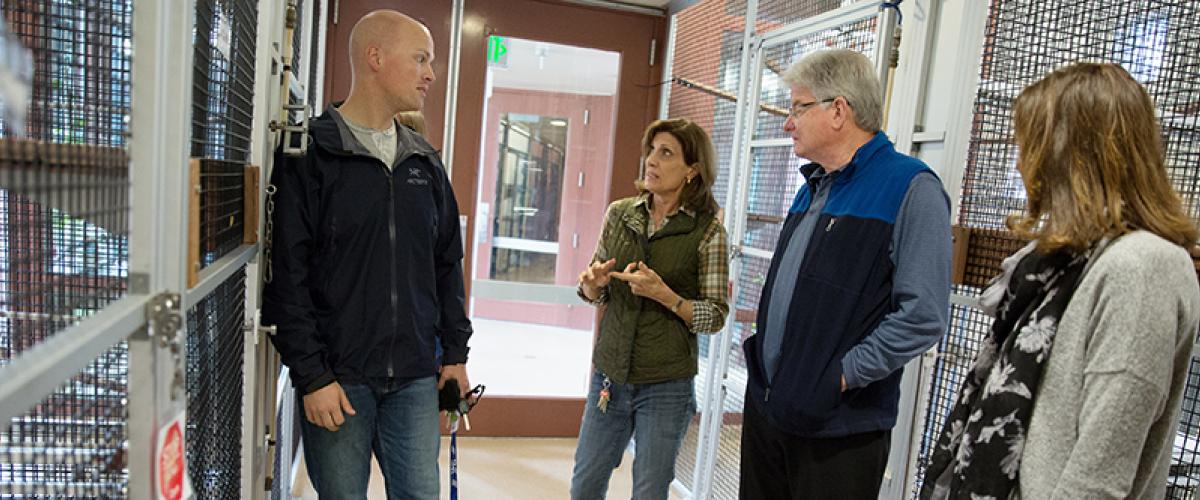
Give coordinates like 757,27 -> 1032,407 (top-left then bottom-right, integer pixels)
938,0 -> 989,221
899,2 -> 991,497
688,0 -> 759,497
128,0 -> 197,497
883,0 -> 942,155
658,14 -> 678,120
441,0 -> 465,174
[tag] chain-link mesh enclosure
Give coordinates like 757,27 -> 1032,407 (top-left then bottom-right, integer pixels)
186,266 -> 246,499
197,159 -> 247,268
192,0 -> 258,165
0,1 -> 132,496
664,2 -> 748,491
185,2 -> 256,496
192,0 -> 256,268
306,0 -> 322,110
292,0 -> 303,84
953,227 -> 1030,288
0,344 -> 128,497
914,0 -> 1200,497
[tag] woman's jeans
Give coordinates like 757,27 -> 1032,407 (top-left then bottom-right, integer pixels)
299,376 -> 440,500
570,371 -> 696,500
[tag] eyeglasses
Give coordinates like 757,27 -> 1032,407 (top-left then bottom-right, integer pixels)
789,98 -> 837,118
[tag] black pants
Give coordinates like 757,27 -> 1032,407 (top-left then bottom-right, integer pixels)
739,399 -> 890,500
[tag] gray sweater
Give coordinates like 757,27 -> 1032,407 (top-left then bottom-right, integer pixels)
1018,231 -> 1200,499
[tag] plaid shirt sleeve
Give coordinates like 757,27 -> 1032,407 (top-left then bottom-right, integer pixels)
577,203 -> 618,305
688,218 -> 730,334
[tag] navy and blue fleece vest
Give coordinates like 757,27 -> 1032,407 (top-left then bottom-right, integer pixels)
743,133 -> 932,437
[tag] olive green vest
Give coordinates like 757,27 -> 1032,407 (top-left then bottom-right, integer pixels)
594,197 -> 714,384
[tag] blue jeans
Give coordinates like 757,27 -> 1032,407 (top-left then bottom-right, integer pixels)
299,376 -> 439,499
570,371 -> 696,500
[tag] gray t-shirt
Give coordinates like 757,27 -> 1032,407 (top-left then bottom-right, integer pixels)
342,116 -> 397,169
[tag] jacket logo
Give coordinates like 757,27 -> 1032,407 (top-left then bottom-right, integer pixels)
406,166 -> 430,186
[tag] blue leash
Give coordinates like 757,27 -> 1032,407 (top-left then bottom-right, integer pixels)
450,425 -> 459,500
442,383 -> 483,500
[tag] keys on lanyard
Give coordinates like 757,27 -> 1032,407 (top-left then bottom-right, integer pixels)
597,376 -> 612,413
442,383 -> 486,432
447,411 -> 470,432
440,382 -> 485,500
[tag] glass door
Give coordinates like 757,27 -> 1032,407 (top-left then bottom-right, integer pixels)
468,37 -> 620,402
489,113 -> 568,286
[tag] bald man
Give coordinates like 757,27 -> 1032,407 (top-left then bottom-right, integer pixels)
263,10 -> 472,499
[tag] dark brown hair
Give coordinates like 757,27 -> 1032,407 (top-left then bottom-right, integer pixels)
635,118 -> 719,215
1009,62 -> 1197,252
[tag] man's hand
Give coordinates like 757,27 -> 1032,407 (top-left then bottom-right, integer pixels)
439,363 -> 470,398
303,381 -> 356,432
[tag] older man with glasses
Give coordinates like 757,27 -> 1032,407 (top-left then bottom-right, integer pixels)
738,48 -> 952,499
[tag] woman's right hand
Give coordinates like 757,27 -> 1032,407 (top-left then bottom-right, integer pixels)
579,258 -> 618,297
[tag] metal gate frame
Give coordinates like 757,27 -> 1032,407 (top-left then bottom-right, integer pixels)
0,0 -> 279,497
0,0 -> 198,497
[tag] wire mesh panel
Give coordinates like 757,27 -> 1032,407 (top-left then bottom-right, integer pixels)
306,0 -> 323,110
192,0 -> 258,164
196,160 -> 246,268
1173,356 -> 1200,497
666,0 -> 749,214
186,266 -> 246,499
742,147 -> 803,254
0,1 -> 133,145
0,2 -> 132,494
292,0 -> 303,83
0,141 -> 129,352
192,0 -> 256,271
952,227 -> 1030,288
913,0 -> 1200,497
756,0 -> 844,34
910,296 -> 988,494
0,343 -> 128,497
665,2 -> 749,491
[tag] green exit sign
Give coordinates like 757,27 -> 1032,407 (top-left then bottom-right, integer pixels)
487,36 -> 508,68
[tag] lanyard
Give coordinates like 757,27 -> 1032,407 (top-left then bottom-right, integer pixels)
442,383 -> 484,499
450,420 -> 460,500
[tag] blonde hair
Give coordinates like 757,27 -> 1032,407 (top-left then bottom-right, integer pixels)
396,111 -> 427,136
1009,62 -> 1197,252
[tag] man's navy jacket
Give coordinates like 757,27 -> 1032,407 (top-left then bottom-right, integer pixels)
262,107 -> 472,394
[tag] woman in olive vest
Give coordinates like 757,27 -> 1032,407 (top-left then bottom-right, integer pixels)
570,119 -> 729,500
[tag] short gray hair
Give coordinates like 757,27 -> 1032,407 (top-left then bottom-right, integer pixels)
782,49 -> 882,133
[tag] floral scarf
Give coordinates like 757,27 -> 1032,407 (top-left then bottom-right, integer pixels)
920,242 -> 1099,500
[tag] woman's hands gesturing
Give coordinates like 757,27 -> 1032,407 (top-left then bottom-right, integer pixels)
579,258 -> 617,301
